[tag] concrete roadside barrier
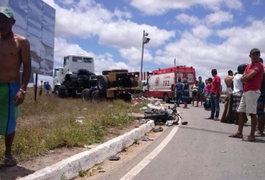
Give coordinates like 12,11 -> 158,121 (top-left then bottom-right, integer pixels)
19,120 -> 155,180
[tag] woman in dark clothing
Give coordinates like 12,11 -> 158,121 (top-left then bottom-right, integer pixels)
182,78 -> 189,108
191,80 -> 198,106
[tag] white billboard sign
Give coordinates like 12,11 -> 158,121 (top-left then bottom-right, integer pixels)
0,0 -> 55,76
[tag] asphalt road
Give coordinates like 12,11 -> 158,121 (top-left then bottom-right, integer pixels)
91,104 -> 265,180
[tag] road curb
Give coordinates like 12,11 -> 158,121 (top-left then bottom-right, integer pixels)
19,120 -> 155,180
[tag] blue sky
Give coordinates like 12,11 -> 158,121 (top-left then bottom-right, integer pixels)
40,0 -> 265,88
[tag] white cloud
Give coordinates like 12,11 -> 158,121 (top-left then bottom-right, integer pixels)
252,0 -> 262,6
192,25 -> 213,39
60,0 -> 75,5
96,56 -> 129,74
175,14 -> 200,26
217,20 -> 265,53
99,21 -> 175,48
54,38 -> 94,64
155,49 -> 163,55
119,47 -> 153,66
128,0 -> 242,15
204,11 -> 233,26
43,0 -> 118,38
43,0 -> 174,49
246,16 -> 255,23
176,11 -> 233,27
114,9 -> 132,19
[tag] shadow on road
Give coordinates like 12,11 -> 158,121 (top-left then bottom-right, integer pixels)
0,164 -> 35,180
179,126 -> 265,143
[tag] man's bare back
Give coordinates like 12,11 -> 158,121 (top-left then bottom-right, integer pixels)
0,33 -> 30,83
224,75 -> 233,88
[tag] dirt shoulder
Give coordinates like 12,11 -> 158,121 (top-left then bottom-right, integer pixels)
0,120 -> 141,180
0,98 -> 167,180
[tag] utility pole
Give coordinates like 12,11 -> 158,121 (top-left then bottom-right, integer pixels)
140,30 -> 150,81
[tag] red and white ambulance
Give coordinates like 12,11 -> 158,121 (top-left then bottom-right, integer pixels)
145,66 -> 196,102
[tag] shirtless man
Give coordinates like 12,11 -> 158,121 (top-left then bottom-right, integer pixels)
221,70 -> 234,123
224,70 -> 233,94
0,7 -> 31,166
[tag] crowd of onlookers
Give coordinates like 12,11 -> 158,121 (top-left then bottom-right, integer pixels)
175,48 -> 265,142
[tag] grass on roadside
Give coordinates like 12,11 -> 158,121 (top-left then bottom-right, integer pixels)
0,88 -> 148,161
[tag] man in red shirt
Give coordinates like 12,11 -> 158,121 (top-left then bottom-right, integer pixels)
229,48 -> 264,141
205,69 -> 221,121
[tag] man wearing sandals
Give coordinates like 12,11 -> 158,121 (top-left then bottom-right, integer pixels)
229,48 -> 263,141
0,7 -> 31,166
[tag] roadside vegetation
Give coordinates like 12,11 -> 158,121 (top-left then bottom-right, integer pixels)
0,88 -> 147,161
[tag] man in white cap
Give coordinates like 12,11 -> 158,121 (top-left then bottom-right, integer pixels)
0,6 -> 31,166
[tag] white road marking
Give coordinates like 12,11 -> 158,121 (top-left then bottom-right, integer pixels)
119,125 -> 180,180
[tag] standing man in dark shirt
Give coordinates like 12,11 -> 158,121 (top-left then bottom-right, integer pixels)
196,76 -> 205,107
175,78 -> 183,107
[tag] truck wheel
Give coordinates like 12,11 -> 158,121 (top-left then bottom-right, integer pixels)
97,75 -> 109,91
81,89 -> 90,101
58,85 -> 66,98
91,90 -> 101,103
163,93 -> 170,103
123,92 -> 132,102
54,87 -> 59,97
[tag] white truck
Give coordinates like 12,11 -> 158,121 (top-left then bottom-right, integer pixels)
53,55 -> 140,102
53,55 -> 96,97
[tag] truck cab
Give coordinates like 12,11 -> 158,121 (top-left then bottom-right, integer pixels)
62,55 -> 94,76
53,67 -> 64,89
53,55 -> 95,95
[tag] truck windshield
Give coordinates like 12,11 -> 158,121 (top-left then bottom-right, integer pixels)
83,57 -> 93,63
54,69 -> 60,77
72,56 -> 83,63
64,56 -> 70,66
72,56 -> 93,63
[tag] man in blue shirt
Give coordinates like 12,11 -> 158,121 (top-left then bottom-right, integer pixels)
196,76 -> 205,107
45,82 -> 51,96
175,79 -> 183,107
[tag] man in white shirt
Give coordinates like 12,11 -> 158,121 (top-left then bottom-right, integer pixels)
231,64 -> 246,116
